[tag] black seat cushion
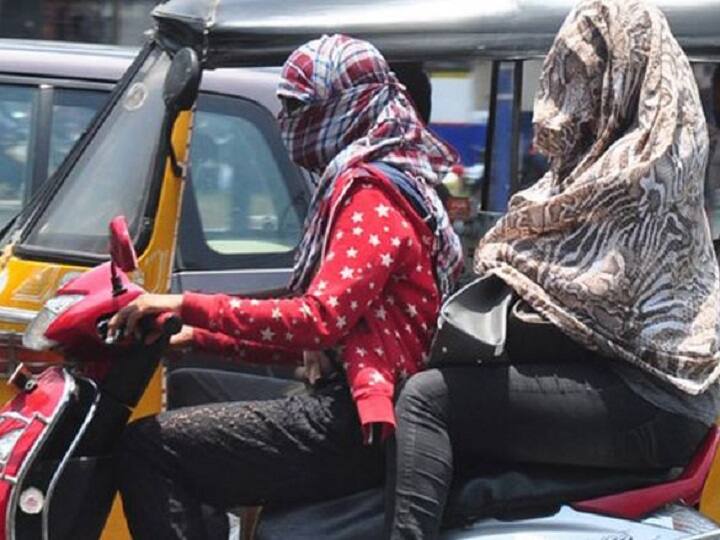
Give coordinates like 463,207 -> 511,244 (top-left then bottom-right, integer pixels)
255,463 -> 678,540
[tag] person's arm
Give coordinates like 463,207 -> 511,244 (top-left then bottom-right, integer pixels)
181,182 -> 413,349
189,327 -> 303,364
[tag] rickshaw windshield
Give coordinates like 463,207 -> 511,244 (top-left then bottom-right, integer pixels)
21,46 -> 171,257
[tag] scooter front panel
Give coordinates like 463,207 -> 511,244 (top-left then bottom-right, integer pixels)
0,367 -> 74,539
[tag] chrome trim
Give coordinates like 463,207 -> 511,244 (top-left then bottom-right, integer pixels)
0,308 -> 37,326
0,412 -> 31,424
6,368 -> 75,540
42,377 -> 99,540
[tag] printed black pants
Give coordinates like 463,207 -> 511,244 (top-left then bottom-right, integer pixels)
116,377 -> 384,539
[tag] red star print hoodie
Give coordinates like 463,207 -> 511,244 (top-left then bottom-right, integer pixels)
181,165 -> 441,439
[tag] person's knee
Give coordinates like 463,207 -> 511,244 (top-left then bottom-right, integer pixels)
116,416 -> 161,473
395,370 -> 448,422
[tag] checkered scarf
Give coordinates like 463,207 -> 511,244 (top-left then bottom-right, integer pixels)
278,34 -> 462,297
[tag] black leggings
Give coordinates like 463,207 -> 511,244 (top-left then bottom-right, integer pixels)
116,377 -> 384,539
384,361 -> 709,539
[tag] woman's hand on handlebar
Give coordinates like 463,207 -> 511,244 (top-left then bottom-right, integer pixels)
108,293 -> 183,341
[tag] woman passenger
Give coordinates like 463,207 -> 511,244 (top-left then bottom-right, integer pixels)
111,34 -> 462,539
384,0 -> 720,537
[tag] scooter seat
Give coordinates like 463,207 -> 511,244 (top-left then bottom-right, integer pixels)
573,425 -> 720,519
255,460 -> 680,540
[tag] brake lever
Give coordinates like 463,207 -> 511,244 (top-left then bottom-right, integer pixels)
97,319 -> 124,345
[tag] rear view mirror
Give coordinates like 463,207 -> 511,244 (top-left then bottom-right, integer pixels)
109,216 -> 138,273
163,47 -> 201,113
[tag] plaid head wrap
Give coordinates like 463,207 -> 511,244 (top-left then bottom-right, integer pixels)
279,34 -> 463,297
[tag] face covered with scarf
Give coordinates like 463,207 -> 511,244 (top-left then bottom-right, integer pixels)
475,0 -> 720,394
278,34 -> 462,297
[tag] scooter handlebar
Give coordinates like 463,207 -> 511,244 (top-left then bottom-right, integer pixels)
101,312 -> 183,345
139,312 -> 183,338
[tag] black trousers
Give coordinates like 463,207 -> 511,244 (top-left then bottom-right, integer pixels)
384,361 -> 710,539
116,377 -> 384,540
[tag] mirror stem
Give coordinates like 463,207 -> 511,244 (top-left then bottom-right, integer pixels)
111,261 -> 126,297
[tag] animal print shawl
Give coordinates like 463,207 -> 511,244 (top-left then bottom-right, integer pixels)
474,0 -> 720,394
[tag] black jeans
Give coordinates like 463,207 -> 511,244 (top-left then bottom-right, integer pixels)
116,377 -> 384,539
384,361 -> 710,539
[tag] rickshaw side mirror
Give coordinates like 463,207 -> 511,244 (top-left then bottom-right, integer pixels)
109,216 -> 138,273
163,47 -> 201,112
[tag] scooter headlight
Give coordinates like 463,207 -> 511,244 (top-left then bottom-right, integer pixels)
22,294 -> 85,351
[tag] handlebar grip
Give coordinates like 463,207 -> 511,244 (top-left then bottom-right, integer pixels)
138,312 -> 183,337
157,312 -> 183,336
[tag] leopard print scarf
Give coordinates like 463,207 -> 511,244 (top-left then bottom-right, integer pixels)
474,0 -> 720,394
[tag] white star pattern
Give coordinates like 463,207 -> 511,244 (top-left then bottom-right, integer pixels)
368,372 -> 385,385
261,327 -> 275,341
201,185 -> 443,424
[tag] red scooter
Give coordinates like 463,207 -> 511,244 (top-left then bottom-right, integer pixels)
0,216 -> 180,540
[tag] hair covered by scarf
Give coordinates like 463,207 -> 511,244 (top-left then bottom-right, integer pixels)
279,34 -> 463,297
475,0 -> 720,394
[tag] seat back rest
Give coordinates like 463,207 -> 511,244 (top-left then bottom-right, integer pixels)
573,426 -> 720,519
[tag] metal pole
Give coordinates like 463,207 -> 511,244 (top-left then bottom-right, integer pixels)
509,60 -> 524,196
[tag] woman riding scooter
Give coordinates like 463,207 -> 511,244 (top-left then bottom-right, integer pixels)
384,0 -> 720,538
109,34 -> 462,539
